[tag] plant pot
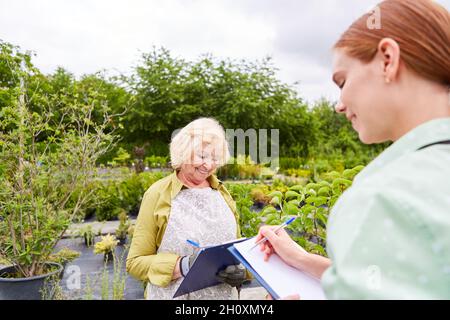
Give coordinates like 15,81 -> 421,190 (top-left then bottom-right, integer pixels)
0,262 -> 64,300
117,236 -> 127,245
103,252 -> 114,263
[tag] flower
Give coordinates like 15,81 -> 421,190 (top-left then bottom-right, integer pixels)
93,234 -> 119,255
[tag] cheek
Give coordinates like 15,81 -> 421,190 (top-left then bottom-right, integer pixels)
183,164 -> 196,175
192,159 -> 203,167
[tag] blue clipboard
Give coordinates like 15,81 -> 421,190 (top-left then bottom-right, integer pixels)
173,238 -> 247,298
227,245 -> 280,299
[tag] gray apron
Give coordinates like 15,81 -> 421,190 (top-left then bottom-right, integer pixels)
146,187 -> 238,300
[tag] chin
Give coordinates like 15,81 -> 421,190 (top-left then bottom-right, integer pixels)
358,131 -> 389,145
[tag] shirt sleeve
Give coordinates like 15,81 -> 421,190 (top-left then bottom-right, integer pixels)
126,189 -> 179,287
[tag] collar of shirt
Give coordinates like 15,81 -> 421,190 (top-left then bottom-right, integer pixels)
355,117 -> 450,184
170,170 -> 222,199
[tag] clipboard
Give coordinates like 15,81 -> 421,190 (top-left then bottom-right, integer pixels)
227,245 -> 279,299
173,238 -> 247,298
228,237 -> 326,300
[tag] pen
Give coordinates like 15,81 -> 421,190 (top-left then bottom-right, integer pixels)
186,239 -> 201,248
249,217 -> 297,251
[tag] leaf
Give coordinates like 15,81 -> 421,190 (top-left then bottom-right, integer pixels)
270,196 -> 280,206
289,185 -> 303,192
317,186 -> 330,196
267,191 -> 283,199
331,178 -> 352,188
261,206 -> 277,216
288,199 -> 300,207
285,190 -> 300,200
284,202 -> 299,216
316,212 -> 328,226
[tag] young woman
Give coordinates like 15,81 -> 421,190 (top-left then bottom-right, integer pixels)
257,0 -> 450,299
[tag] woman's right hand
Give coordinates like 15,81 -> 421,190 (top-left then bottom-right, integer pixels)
255,225 -> 308,269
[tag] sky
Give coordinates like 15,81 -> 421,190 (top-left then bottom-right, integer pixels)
1,0 -> 449,104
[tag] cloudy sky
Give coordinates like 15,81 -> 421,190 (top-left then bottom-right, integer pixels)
1,0 -> 449,104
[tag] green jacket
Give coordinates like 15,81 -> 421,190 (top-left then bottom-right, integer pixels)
126,171 -> 240,287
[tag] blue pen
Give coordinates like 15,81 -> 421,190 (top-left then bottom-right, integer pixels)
186,239 -> 201,248
249,216 -> 297,251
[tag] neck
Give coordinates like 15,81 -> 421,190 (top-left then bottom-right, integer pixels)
177,170 -> 210,188
391,83 -> 450,141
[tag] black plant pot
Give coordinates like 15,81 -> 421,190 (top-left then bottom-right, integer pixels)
103,252 -> 114,263
117,236 -> 127,245
0,262 -> 64,300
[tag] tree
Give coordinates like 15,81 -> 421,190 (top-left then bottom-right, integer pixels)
125,48 -> 314,158
0,44 -> 117,277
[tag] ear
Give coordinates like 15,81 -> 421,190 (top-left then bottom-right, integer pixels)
376,38 -> 401,82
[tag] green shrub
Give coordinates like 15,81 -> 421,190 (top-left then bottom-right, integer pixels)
108,147 -> 131,167
225,182 -> 262,238
279,157 -> 305,170
48,248 -> 81,266
92,171 -> 169,221
144,155 -> 169,168
283,168 -> 312,179
228,165 -> 364,256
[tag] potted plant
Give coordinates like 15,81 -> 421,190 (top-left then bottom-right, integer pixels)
47,247 -> 81,281
48,247 -> 81,269
115,211 -> 130,245
94,234 -> 119,262
0,42 -> 117,300
75,225 -> 97,247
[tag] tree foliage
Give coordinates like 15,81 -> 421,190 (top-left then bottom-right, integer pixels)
1,41 -> 386,169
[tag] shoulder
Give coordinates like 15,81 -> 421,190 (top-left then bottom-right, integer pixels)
355,146 -> 450,198
139,173 -> 176,216
332,148 -> 450,242
143,173 -> 173,199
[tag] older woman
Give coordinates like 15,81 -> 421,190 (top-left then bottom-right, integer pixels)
257,0 -> 450,299
126,117 -> 246,300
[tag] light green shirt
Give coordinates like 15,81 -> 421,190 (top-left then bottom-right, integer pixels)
322,117 -> 450,299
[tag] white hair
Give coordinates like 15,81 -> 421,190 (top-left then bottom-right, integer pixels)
170,118 -> 230,169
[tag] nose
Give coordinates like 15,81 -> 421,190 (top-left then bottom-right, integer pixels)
202,158 -> 213,171
335,100 -> 346,114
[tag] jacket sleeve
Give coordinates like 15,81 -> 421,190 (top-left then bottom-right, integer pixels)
126,189 -> 179,287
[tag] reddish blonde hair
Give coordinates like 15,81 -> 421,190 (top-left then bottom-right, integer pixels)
334,0 -> 450,87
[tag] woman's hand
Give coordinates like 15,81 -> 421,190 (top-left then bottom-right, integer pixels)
256,225 -> 332,280
255,225 -> 308,269
172,257 -> 182,280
